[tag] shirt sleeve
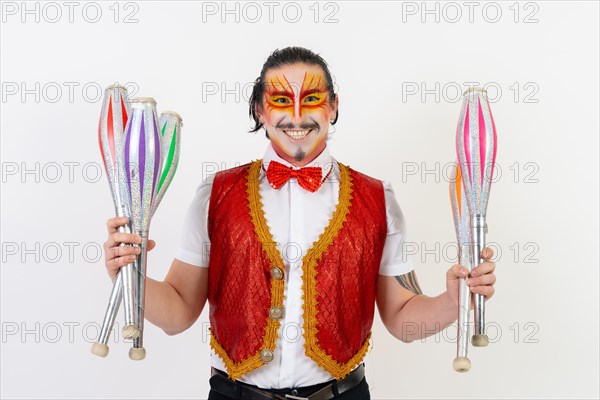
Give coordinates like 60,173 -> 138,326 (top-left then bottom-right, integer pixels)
174,175 -> 214,267
378,180 -> 415,276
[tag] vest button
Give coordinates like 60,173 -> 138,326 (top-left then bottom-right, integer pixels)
269,306 -> 284,319
270,267 -> 284,280
260,349 -> 274,363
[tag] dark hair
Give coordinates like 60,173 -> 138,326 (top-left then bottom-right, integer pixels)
248,46 -> 338,137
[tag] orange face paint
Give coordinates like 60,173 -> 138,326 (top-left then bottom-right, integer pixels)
264,71 -> 330,122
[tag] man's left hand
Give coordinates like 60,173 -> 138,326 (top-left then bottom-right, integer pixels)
446,247 -> 496,306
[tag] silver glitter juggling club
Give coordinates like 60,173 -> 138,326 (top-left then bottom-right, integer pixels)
455,88 -> 498,347
450,163 -> 474,372
92,85 -> 138,358
123,98 -> 162,361
131,111 -> 182,360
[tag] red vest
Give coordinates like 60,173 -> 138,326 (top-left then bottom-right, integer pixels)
207,159 -> 387,380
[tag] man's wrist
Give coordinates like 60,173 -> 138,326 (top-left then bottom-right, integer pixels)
440,289 -> 459,311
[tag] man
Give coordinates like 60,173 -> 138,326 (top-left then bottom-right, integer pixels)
103,47 -> 496,399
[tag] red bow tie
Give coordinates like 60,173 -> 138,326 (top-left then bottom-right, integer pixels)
265,160 -> 324,192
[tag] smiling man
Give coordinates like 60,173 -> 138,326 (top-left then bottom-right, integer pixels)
252,62 -> 337,165
103,47 -> 496,400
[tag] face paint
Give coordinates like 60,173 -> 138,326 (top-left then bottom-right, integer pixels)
258,63 -> 337,166
265,73 -> 328,119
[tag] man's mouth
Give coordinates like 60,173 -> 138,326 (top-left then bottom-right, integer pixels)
282,129 -> 313,140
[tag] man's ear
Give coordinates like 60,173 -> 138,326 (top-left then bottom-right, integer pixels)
331,94 -> 339,120
255,102 -> 265,124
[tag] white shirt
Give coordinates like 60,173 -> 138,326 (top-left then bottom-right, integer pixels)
175,143 -> 414,389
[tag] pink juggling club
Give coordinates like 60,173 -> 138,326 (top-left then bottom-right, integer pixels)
455,87 -> 498,348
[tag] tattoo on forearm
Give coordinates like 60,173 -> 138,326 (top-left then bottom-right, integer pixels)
395,271 -> 423,295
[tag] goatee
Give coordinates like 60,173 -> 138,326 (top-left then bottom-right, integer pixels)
293,149 -> 306,162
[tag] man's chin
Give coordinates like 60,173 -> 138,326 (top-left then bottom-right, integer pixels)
270,131 -> 326,164
275,143 -> 308,160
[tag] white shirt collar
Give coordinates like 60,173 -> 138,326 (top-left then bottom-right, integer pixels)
261,142 -> 336,181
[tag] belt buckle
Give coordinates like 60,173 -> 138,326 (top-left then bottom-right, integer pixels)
285,395 -> 308,400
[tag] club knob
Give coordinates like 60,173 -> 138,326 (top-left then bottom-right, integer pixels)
129,347 -> 146,361
472,334 -> 489,347
122,324 -> 141,340
453,356 -> 471,372
91,342 -> 109,358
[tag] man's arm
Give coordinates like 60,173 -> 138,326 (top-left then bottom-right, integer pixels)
376,250 -> 496,343
376,273 -> 457,343
144,259 -> 208,336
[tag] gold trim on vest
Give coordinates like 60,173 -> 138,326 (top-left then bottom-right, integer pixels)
209,160 -> 286,380
299,162 -> 371,379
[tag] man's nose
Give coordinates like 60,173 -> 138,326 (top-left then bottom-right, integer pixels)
293,100 -> 302,122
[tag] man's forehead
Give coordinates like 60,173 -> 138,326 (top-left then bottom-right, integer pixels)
265,64 -> 327,92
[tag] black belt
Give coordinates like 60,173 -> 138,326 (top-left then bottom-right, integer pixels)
209,364 -> 365,400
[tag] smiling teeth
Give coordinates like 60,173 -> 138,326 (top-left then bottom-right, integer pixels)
284,129 -> 310,139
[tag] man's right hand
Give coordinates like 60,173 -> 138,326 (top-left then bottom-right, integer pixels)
102,216 -> 208,335
103,217 -> 156,281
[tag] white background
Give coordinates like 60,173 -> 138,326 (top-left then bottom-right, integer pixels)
1,1 -> 598,398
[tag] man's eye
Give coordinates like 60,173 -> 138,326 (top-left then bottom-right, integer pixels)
302,94 -> 325,105
271,96 -> 292,105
